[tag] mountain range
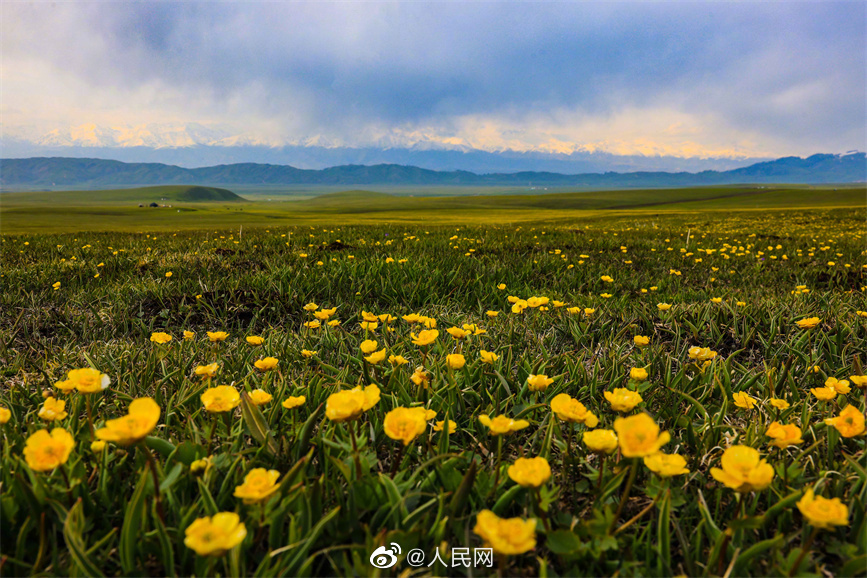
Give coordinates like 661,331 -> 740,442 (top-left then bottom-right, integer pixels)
0,153 -> 864,190
1,123 -> 771,173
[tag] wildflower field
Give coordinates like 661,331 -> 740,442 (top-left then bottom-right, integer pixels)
0,205 -> 865,577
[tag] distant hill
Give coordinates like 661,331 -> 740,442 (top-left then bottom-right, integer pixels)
0,185 -> 245,205
0,153 -> 863,189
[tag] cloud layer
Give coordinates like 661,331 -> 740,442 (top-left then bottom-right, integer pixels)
2,1 -> 864,157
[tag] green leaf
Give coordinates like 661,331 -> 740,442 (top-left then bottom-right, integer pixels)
492,484 -> 524,516
144,436 -> 176,458
240,392 -> 279,455
120,468 -> 150,574
448,460 -> 476,519
296,403 -> 324,462
546,529 -> 582,554
63,500 -> 105,578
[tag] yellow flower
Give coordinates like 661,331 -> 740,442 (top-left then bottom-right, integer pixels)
402,313 -> 421,324
583,429 -> 618,454
710,297 -> 722,304
824,405 -> 865,437
410,367 -> 431,388
825,377 -> 850,394
234,468 -> 281,503
183,330 -> 196,340
54,379 -> 75,393
657,303 -> 671,311
254,357 -> 279,371
195,363 -> 219,379
90,440 -> 106,452
304,320 -> 321,329
96,398 -> 161,445
795,317 -> 820,329
249,389 -> 273,405
497,283 -> 506,290
526,374 -> 554,392
473,510 -> 536,556
486,310 -> 499,317
389,354 -> 409,366
850,375 -> 867,388
364,349 -> 387,365
446,353 -> 466,370
769,398 -> 790,410
24,428 -> 75,472
480,350 -> 499,364
411,329 -> 439,346
0,406 -> 10,424
433,420 -> 457,434
301,349 -> 317,358
630,367 -> 648,382
38,397 -> 68,421
810,386 -> 837,401
245,336 -> 264,346
796,488 -> 849,529
360,339 -> 378,354
710,445 -> 774,492
207,331 -> 229,342
326,389 -> 366,423
150,332 -> 172,344
550,393 -> 598,427
643,452 -> 690,477
358,384 -> 380,410
282,396 -> 306,410
184,512 -> 247,557
733,392 -> 757,409
584,308 -> 595,316
383,407 -> 429,445
600,275 -> 613,283
190,457 -> 213,475
67,368 -> 110,394
765,421 -> 803,448
604,388 -> 643,412
613,413 -> 670,458
688,346 -> 717,362
507,457 -> 551,488
633,335 -> 650,347
478,414 -> 530,436
52,281 -> 61,290
201,386 -> 241,413
446,326 -> 470,339
360,321 -> 378,331
303,302 -> 319,312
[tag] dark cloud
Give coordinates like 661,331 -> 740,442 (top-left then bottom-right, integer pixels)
2,1 -> 864,154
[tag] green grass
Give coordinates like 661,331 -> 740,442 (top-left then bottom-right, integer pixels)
0,206 -> 865,576
1,184 -> 863,233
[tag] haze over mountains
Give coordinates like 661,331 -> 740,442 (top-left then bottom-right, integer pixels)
1,123 -> 771,174
1,153 -> 863,190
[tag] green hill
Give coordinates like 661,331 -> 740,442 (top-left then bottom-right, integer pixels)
0,185 -> 246,206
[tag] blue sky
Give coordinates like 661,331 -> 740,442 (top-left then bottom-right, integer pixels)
2,1 -> 864,158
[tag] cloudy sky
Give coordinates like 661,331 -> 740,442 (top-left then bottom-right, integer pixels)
2,1 -> 864,158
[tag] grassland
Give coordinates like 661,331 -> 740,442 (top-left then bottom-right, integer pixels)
0,185 -> 865,577
1,183 -> 863,233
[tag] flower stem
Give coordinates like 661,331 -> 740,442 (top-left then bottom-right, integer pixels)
611,459 -> 638,533
348,420 -> 362,479
789,527 -> 820,577
140,441 -> 165,522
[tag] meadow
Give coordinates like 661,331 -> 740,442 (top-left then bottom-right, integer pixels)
0,186 -> 865,577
